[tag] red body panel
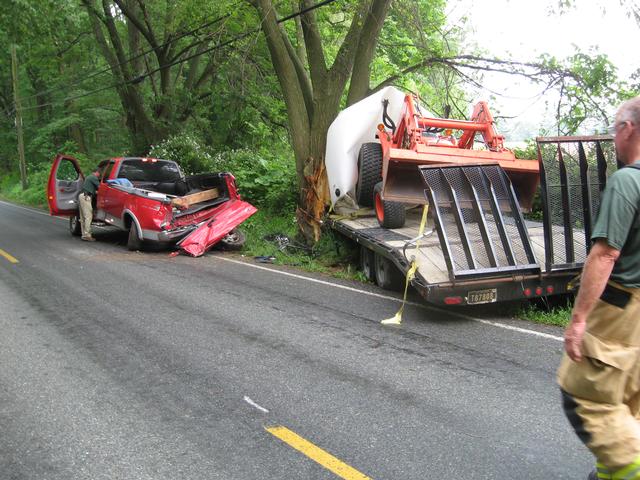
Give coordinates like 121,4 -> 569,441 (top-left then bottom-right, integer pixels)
47,154 -> 84,216
178,199 -> 258,257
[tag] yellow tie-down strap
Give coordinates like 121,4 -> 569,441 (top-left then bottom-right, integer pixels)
382,204 -> 429,326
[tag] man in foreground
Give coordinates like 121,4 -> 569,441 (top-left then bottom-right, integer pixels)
558,96 -> 640,480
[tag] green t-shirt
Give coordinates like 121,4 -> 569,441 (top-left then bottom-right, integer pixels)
591,163 -> 640,287
82,174 -> 100,195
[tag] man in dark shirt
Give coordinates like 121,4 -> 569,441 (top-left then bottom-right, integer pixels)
78,169 -> 101,241
558,96 -> 640,479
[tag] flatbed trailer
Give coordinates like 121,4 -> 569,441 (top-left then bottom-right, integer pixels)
329,135 -> 617,306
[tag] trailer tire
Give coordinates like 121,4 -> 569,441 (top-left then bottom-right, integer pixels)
374,182 -> 405,229
359,246 -> 376,282
355,143 -> 382,207
374,252 -> 405,291
69,215 -> 81,236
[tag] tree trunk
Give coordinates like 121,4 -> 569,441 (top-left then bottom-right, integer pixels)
250,0 -> 392,243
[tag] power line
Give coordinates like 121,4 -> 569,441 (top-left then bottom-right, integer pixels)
16,0 -> 338,113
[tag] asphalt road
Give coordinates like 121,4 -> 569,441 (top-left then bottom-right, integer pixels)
0,200 -> 592,479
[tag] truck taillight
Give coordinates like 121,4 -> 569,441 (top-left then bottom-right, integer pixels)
535,286 -> 543,296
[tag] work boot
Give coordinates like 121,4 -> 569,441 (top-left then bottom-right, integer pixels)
81,236 -> 96,242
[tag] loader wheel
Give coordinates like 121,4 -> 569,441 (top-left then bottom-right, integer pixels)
374,182 -> 405,229
127,223 -> 143,251
359,246 -> 376,282
374,252 -> 405,291
69,215 -> 81,236
355,143 -> 383,207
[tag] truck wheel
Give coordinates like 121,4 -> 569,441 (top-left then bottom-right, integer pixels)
359,246 -> 376,282
374,252 -> 405,291
69,215 -> 81,236
374,182 -> 405,228
219,229 -> 246,250
355,143 -> 382,207
127,223 -> 143,251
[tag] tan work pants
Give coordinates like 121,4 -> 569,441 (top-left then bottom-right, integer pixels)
558,281 -> 640,475
78,193 -> 93,239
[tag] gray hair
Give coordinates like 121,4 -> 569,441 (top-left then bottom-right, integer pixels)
617,96 -> 640,125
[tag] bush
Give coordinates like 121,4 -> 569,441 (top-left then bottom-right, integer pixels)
149,133 -> 216,175
0,164 -> 50,208
150,134 -> 297,213
209,149 -> 297,213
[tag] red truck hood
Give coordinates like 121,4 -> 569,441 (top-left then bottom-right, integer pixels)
177,198 -> 257,257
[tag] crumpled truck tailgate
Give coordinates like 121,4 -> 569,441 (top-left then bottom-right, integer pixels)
177,199 -> 257,257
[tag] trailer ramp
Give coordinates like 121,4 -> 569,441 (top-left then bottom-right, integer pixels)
418,164 -> 540,282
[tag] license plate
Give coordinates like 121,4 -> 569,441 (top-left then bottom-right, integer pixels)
467,288 -> 497,305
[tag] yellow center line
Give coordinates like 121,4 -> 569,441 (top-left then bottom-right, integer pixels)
0,249 -> 19,264
266,426 -> 371,480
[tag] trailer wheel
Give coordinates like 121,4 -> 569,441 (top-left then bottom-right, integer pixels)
374,182 -> 405,229
69,215 -> 81,236
374,252 -> 404,291
355,143 -> 382,207
359,246 -> 376,282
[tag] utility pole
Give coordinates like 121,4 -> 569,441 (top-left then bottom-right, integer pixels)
10,44 -> 27,189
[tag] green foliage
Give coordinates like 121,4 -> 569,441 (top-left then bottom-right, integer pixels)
150,134 -> 297,213
149,134 -> 216,175
239,209 -> 362,280
210,149 -> 297,214
518,301 -> 572,327
0,164 -> 49,208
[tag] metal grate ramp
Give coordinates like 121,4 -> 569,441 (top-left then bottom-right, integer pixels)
418,164 -> 539,281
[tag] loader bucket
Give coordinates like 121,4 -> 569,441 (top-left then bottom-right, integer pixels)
382,148 -> 539,211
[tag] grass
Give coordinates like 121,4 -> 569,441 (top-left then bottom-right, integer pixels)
516,300 -> 572,327
240,210 -> 367,282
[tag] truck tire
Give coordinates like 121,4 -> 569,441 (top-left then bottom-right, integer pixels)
219,229 -> 246,250
374,182 -> 405,229
374,251 -> 405,291
355,143 -> 382,207
359,245 -> 376,282
127,223 -> 143,251
69,215 -> 81,236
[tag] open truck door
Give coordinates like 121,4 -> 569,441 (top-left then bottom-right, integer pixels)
47,154 -> 84,216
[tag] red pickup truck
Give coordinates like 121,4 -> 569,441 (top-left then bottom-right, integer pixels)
47,154 -> 257,256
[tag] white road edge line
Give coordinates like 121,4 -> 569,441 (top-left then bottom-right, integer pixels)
215,256 -> 564,343
244,396 -> 269,413
0,200 -> 63,219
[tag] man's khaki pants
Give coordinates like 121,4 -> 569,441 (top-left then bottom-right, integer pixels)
78,193 -> 93,239
559,282 -> 640,478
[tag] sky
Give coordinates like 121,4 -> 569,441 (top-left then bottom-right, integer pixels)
446,0 -> 640,140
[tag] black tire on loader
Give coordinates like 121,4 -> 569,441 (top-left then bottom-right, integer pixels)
355,143 -> 383,207
69,215 -> 81,236
374,251 -> 405,291
374,182 -> 405,229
